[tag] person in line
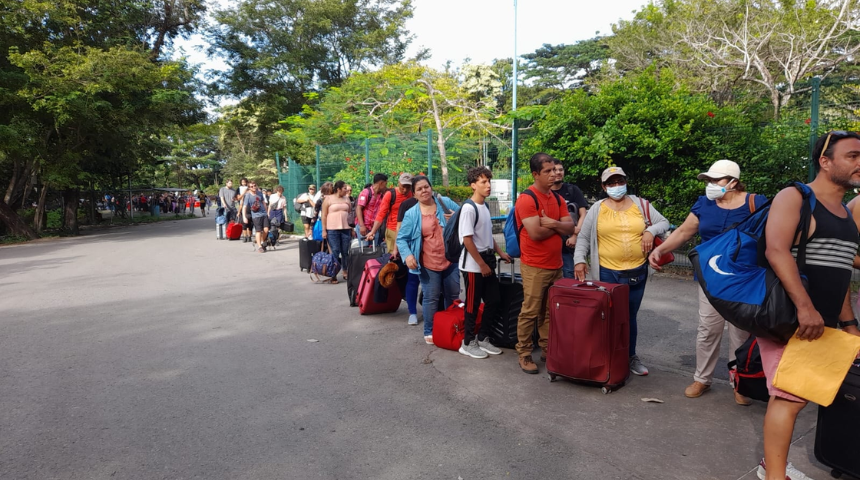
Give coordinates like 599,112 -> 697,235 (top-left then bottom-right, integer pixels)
267,185 -> 287,229
515,153 -> 576,374
199,191 -> 209,217
396,176 -> 460,345
395,194 -> 420,325
756,131 -> 860,480
356,174 -> 389,247
314,181 -> 334,225
321,181 -> 353,282
648,160 -> 766,405
189,191 -> 197,216
219,180 -> 236,222
550,158 -> 589,279
236,178 -> 251,241
366,173 -> 414,253
459,166 -> 512,359
574,166 -> 670,376
243,181 -> 270,253
298,184 -> 317,238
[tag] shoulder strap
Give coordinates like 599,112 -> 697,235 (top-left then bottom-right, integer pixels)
748,193 -> 756,214
388,188 -> 397,208
517,189 -> 540,232
638,197 -> 653,226
792,183 -> 816,270
437,193 -> 452,214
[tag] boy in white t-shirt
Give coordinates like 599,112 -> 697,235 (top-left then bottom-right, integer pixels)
458,166 -> 512,359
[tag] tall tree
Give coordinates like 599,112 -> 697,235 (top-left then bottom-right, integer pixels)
522,38 -> 610,92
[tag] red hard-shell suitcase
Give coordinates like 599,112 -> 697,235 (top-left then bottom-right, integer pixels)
226,222 -> 242,240
357,258 -> 401,315
432,300 -> 484,351
546,279 -> 630,393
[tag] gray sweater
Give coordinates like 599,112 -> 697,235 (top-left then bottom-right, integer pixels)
573,196 -> 670,279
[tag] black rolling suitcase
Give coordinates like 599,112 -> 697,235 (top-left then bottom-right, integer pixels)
815,361 -> 860,479
485,260 -> 526,349
347,243 -> 383,306
300,238 -> 322,272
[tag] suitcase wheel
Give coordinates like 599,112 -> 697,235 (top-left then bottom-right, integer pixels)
830,469 -> 842,479
548,373 -> 557,383
601,387 -> 612,395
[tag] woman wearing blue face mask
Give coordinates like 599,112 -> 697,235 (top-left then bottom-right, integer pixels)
647,160 -> 767,404
573,166 -> 670,377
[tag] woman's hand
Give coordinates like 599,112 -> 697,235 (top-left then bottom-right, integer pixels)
641,231 -> 655,253
405,255 -> 418,270
565,235 -> 577,248
574,263 -> 588,281
322,229 -> 327,239
647,247 -> 664,271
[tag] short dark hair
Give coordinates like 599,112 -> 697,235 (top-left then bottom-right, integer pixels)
373,173 -> 389,184
529,153 -> 557,174
276,185 -> 284,193
411,175 -> 431,190
812,131 -> 860,174
467,166 -> 493,185
552,158 -> 562,165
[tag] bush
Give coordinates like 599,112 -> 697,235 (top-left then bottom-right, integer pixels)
435,186 -> 473,202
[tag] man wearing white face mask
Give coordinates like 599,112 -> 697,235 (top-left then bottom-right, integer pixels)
574,166 -> 670,376
647,159 -> 767,404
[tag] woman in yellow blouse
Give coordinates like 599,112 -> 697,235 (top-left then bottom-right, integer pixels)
573,167 -> 670,376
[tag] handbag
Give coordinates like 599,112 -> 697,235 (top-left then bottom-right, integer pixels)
310,241 -> 341,282
312,218 -> 323,241
638,197 -> 674,266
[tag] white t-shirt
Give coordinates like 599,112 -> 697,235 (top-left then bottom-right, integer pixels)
269,193 -> 286,210
238,185 -> 248,196
458,200 -> 494,273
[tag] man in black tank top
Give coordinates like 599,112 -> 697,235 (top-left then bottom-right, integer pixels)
757,131 -> 860,480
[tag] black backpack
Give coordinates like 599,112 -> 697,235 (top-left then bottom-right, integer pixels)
442,198 -> 480,266
728,336 -> 769,402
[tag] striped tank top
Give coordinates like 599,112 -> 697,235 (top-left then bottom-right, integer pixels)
791,201 -> 859,327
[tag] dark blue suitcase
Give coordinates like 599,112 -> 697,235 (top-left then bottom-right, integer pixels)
815,361 -> 860,479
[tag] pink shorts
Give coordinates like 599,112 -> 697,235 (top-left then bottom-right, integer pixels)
757,336 -> 807,403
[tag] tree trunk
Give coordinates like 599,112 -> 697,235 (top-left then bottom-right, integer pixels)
33,182 -> 48,233
62,189 -> 79,235
0,201 -> 38,239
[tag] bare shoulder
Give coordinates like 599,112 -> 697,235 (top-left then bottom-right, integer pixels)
771,185 -> 804,207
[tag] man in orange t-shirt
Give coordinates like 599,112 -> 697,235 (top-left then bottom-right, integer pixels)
514,153 -> 575,374
365,172 -> 414,254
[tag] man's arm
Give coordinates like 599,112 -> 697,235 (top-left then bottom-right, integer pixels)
540,212 -> 576,236
765,187 -> 823,341
521,215 -> 555,241
367,192 -> 391,238
838,289 -> 860,336
463,236 -> 491,276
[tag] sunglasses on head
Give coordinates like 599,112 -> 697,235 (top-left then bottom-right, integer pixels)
821,130 -> 855,155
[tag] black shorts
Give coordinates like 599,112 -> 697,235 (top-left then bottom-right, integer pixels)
301,216 -> 312,225
252,215 -> 270,232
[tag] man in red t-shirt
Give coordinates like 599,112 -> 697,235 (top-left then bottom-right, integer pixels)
365,173 -> 414,253
514,153 -> 575,374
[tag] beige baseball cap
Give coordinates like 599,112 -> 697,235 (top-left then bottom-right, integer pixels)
399,173 -> 414,185
697,160 -> 740,180
600,166 -> 627,183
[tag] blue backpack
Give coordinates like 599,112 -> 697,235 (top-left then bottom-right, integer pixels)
503,189 -> 562,257
689,182 -> 815,343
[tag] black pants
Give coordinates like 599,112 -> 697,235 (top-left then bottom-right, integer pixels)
462,255 -> 500,345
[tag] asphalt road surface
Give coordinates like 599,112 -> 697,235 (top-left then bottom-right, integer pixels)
0,218 -> 836,480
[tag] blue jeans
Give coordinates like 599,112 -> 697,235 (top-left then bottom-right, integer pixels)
418,263 -> 461,336
406,273 -> 419,315
561,251 -> 575,279
327,229 -> 351,274
599,263 -> 648,357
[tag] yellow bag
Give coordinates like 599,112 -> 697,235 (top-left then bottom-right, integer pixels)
772,328 -> 860,406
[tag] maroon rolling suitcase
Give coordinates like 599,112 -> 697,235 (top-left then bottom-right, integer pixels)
546,278 -> 630,393
357,258 -> 401,315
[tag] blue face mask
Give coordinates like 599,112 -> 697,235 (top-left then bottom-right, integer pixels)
606,185 -> 627,199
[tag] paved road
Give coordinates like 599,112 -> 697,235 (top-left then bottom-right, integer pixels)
0,218 -> 835,480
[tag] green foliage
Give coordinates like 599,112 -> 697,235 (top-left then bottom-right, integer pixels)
434,186 -> 473,203
522,38 -> 609,93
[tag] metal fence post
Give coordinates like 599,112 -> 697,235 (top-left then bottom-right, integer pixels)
315,145 -> 321,187
807,77 -> 821,183
427,129 -> 433,184
365,138 -> 370,185
511,119 -> 518,202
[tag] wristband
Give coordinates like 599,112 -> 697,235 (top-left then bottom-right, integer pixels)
838,319 -> 859,329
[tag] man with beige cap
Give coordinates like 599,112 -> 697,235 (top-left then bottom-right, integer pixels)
366,172 -> 414,254
648,159 -> 767,405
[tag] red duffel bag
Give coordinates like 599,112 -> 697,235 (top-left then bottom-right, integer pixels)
432,300 -> 484,352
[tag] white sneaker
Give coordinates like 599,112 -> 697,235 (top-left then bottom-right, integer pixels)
407,314 -> 418,325
756,458 -> 813,480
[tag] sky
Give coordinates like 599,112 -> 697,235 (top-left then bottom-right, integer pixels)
404,0 -> 648,69
174,0 -> 648,75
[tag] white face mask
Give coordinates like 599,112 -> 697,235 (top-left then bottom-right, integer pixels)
706,182 -> 733,200
606,185 -> 627,200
